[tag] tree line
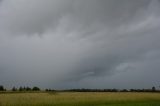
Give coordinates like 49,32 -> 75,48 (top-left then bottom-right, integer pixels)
62,87 -> 158,92
0,85 -> 40,91
0,85 -> 159,92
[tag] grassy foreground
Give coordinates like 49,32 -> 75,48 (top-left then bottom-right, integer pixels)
0,92 -> 160,106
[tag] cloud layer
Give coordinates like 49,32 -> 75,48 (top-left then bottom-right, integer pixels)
0,0 -> 160,89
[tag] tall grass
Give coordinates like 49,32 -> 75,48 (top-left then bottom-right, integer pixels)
0,92 -> 160,106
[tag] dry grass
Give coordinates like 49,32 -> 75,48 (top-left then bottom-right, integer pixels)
0,92 -> 160,106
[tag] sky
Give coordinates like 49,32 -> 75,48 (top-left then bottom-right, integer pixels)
0,0 -> 160,89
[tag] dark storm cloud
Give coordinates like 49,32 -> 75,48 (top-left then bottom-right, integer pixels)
0,0 -> 160,89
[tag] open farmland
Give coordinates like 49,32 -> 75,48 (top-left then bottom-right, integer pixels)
0,92 -> 160,106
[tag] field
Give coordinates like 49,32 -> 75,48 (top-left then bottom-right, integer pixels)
0,92 -> 160,106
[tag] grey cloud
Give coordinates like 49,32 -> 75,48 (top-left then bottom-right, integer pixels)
0,0 -> 155,35
0,0 -> 72,35
0,0 -> 160,89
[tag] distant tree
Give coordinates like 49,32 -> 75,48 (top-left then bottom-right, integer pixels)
152,86 -> 156,92
0,85 -> 4,91
32,87 -> 40,91
12,87 -> 17,91
26,87 -> 31,91
23,86 -> 26,91
111,89 -> 118,92
121,89 -> 128,92
19,86 -> 23,91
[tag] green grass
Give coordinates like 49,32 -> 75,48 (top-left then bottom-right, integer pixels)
0,92 -> 160,106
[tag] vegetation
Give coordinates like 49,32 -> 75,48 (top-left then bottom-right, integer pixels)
1,85 -> 160,92
32,86 -> 40,91
0,85 -> 160,105
0,92 -> 160,106
0,85 -> 4,91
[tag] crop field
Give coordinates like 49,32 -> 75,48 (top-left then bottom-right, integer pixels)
0,92 -> 160,106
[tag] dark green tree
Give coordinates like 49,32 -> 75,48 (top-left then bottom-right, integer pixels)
0,85 -> 4,91
26,87 -> 31,91
32,86 -> 40,91
19,86 -> 23,91
152,86 -> 156,92
12,87 -> 17,91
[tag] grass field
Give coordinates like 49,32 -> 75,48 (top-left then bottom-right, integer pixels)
0,92 -> 160,106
